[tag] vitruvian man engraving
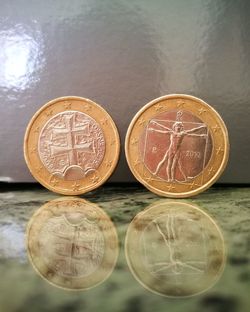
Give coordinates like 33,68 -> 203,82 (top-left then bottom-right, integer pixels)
125,202 -> 225,297
135,205 -> 225,296
39,111 -> 105,180
143,214 -> 207,276
141,110 -> 212,182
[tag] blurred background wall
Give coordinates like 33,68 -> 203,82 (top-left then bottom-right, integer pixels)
0,0 -> 249,183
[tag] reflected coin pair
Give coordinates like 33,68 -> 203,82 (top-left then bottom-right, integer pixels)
24,94 -> 229,197
26,198 -> 225,296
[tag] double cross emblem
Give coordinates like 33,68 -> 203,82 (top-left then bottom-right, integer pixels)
49,113 -> 95,168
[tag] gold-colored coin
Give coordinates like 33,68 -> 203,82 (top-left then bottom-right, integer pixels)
125,200 -> 226,297
125,94 -> 229,198
26,197 -> 119,290
24,96 -> 120,195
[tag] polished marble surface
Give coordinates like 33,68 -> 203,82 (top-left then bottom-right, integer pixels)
0,185 -> 249,311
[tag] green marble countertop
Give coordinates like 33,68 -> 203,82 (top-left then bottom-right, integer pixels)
0,185 -> 249,312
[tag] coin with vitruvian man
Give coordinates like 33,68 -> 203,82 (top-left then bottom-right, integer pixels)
24,96 -> 120,195
140,109 -> 212,182
125,94 -> 229,197
125,201 -> 226,297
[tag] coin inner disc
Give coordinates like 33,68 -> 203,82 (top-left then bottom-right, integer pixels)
39,211 -> 105,278
139,110 -> 213,183
38,111 -> 105,180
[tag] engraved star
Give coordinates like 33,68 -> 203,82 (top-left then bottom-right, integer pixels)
189,181 -> 200,189
34,127 -> 40,133
208,167 -> 215,176
155,104 -> 164,112
212,125 -> 221,133
36,166 -> 43,174
198,108 -> 207,115
131,137 -> 139,145
85,104 -> 92,111
63,101 -> 72,109
145,175 -> 153,182
101,118 -> 108,125
104,160 -> 112,168
133,158 -> 141,166
177,99 -> 185,108
110,140 -> 116,146
45,110 -> 53,117
91,175 -> 99,184
138,118 -> 146,126
50,177 -> 59,186
73,182 -> 81,191
216,147 -> 224,155
31,147 -> 37,154
166,185 -> 175,192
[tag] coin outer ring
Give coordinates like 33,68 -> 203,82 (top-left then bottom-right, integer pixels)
26,197 -> 119,291
125,94 -> 229,198
125,200 -> 226,298
24,96 -> 120,195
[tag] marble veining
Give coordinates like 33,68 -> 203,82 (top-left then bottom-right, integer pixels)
0,185 -> 249,311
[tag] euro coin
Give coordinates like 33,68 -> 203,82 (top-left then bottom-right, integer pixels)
125,94 -> 229,197
26,197 -> 118,290
24,96 -> 120,195
125,200 -> 225,297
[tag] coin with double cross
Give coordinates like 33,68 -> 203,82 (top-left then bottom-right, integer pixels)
26,197 -> 118,290
24,96 -> 120,195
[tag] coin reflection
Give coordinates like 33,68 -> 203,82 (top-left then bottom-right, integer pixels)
26,197 -> 118,290
125,201 -> 226,297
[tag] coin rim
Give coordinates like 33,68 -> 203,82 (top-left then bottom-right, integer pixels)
24,96 -> 120,195
125,94 -> 229,198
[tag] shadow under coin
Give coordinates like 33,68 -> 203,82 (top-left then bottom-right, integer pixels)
125,200 -> 226,297
26,197 -> 119,290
